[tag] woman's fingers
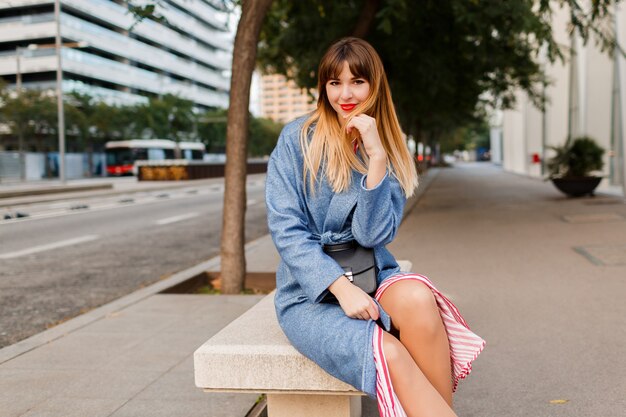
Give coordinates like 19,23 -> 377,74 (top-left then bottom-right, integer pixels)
334,282 -> 380,321
368,299 -> 380,321
349,299 -> 380,322
345,114 -> 371,132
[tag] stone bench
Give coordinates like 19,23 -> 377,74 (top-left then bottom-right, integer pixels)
194,261 -> 412,417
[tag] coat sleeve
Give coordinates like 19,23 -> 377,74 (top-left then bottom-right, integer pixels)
265,132 -> 346,303
351,171 -> 407,248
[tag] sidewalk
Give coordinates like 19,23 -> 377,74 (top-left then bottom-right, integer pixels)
0,163 -> 624,417
0,236 -> 280,417
387,163 -> 625,417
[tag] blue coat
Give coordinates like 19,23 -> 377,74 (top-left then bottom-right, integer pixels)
265,116 -> 407,397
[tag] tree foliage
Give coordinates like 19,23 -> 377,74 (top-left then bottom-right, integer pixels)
132,94 -> 197,141
0,88 -> 58,151
198,108 -> 228,153
198,108 -> 283,156
257,0 -> 621,144
249,116 -> 283,156
439,119 -> 490,154
0,84 -> 277,157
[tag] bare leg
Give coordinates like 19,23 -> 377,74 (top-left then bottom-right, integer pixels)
382,332 -> 457,417
379,280 -> 454,406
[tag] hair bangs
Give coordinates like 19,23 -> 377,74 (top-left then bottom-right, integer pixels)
319,44 -> 371,84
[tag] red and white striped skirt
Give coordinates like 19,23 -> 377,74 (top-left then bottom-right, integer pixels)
372,273 -> 486,417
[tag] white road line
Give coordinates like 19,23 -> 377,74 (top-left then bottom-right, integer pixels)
0,187 -> 261,226
0,235 -> 99,259
0,193 -> 196,225
156,212 -> 199,225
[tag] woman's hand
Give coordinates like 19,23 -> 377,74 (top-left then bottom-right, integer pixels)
345,114 -> 387,161
328,275 -> 380,321
345,114 -> 388,189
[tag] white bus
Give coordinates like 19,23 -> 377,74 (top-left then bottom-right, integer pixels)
105,139 -> 205,176
178,141 -> 206,161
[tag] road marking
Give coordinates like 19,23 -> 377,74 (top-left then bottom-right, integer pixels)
156,212 -> 199,225
0,235 -> 99,259
0,186 -> 262,226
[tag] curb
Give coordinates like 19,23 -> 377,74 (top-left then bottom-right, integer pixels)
0,183 -> 113,199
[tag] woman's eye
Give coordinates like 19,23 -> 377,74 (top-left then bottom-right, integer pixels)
328,81 -> 339,86
354,79 -> 366,85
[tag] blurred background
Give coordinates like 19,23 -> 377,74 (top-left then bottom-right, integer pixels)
0,0 -> 622,195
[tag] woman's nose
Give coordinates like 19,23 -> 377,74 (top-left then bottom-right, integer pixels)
340,86 -> 352,100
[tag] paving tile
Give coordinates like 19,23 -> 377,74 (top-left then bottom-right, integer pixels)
19,397 -> 126,417
133,370 -> 207,401
574,244 -> 626,266
80,311 -> 179,335
122,295 -> 213,316
0,368 -> 81,396
562,213 -> 624,223
102,332 -> 193,372
0,369 -> 117,416
171,354 -> 195,373
61,370 -> 162,400
0,390 -> 50,417
1,332 -> 146,371
123,294 -> 261,317
108,396 -> 258,417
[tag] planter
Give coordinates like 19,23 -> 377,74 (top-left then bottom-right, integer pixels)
551,176 -> 602,197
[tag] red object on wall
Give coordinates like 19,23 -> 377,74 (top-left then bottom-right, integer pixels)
531,153 -> 541,164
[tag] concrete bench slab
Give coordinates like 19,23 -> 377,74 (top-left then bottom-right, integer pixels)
194,260 -> 412,417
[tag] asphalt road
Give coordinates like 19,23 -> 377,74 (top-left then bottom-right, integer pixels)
0,178 -> 269,348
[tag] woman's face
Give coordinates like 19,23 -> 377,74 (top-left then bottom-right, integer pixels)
325,61 -> 370,120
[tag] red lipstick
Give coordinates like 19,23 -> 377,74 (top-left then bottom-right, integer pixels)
340,104 -> 356,111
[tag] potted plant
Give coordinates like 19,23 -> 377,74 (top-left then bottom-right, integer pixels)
546,136 -> 605,197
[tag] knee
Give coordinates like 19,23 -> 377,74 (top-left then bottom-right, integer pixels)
381,332 -> 409,366
394,284 -> 441,335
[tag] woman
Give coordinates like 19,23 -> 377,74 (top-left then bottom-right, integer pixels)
265,37 -> 484,417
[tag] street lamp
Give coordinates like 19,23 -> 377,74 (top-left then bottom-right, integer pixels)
55,0 -> 65,183
53,0 -> 88,183
15,47 -> 24,93
15,46 -> 27,180
16,0 -> 84,183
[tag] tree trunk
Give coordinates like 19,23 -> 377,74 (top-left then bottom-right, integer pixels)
351,0 -> 381,38
220,0 -> 273,294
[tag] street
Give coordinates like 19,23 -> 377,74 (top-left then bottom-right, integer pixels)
0,178 -> 269,348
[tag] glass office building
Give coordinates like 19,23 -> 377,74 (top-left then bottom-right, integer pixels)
0,0 -> 232,108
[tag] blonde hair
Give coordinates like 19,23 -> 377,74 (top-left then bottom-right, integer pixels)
300,37 -> 417,197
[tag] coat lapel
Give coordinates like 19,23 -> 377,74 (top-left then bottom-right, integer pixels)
322,171 -> 362,233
